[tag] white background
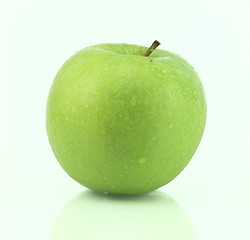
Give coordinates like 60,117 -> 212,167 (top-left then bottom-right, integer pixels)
0,0 -> 250,239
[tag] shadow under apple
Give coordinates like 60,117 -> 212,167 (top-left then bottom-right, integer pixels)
50,190 -> 197,240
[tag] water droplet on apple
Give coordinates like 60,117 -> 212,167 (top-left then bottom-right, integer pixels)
101,129 -> 106,134
130,96 -> 136,105
168,123 -> 173,128
182,90 -> 186,96
104,192 -> 109,195
151,136 -> 157,142
121,72 -> 125,77
139,158 -> 146,164
171,89 -> 177,97
111,186 -> 115,189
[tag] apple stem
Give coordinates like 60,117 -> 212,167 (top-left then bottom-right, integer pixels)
143,40 -> 161,57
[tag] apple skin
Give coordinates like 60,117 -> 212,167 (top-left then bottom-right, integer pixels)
46,43 -> 206,195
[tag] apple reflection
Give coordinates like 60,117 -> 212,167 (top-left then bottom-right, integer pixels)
50,190 -> 197,240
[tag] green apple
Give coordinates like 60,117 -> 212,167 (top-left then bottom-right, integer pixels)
46,41 -> 206,195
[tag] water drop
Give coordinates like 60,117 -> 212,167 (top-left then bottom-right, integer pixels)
171,89 -> 177,97
130,96 -> 136,105
182,90 -> 186,96
168,123 -> 173,128
151,136 -> 157,142
104,192 -> 109,195
101,129 -> 106,134
139,158 -> 146,164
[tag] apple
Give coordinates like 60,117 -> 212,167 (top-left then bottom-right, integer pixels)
46,40 -> 206,195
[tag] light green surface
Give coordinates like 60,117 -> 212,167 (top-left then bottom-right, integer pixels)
46,43 -> 206,194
